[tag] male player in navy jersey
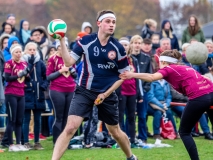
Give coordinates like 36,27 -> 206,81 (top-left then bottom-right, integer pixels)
52,10 -> 138,160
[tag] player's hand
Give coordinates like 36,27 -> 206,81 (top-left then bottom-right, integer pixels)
138,99 -> 143,103
163,103 -> 168,110
94,93 -> 106,105
59,66 -> 69,73
119,71 -> 133,80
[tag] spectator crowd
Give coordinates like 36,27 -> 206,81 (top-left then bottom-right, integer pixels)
0,13 -> 213,152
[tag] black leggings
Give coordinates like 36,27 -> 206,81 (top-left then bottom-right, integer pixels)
5,94 -> 25,145
49,90 -> 74,144
179,92 -> 213,160
118,95 -> 137,143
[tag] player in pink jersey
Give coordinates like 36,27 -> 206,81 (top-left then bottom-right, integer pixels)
120,50 -> 213,160
4,44 -> 30,152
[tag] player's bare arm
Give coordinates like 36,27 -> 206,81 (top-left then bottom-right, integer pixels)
60,37 -> 76,67
95,79 -> 123,105
119,71 -> 163,82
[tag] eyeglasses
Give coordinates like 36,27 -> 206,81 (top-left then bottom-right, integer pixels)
32,34 -> 40,37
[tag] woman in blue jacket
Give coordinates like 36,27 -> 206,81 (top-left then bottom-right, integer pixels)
147,79 -> 177,139
21,42 -> 48,150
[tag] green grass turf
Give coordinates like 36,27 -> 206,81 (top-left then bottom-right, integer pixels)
1,117 -> 213,160
1,137 -> 213,160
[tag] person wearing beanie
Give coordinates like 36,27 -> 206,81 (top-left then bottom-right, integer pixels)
70,22 -> 91,51
3,36 -> 20,62
81,22 -> 93,34
0,36 -> 20,148
159,20 -> 179,50
4,44 -> 29,152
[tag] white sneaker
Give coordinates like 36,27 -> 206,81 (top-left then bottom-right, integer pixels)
9,145 -> 21,152
16,145 -> 29,151
133,155 -> 138,160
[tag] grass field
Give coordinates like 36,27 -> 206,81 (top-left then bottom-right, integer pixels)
1,137 -> 213,160
1,118 -> 213,160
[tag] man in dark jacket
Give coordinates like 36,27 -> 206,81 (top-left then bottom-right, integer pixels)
131,37 -> 152,143
25,28 -> 43,61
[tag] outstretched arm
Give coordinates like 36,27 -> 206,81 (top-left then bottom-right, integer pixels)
60,38 -> 76,67
94,79 -> 123,105
119,71 -> 163,82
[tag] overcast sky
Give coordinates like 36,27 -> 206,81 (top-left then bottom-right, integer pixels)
160,0 -> 191,8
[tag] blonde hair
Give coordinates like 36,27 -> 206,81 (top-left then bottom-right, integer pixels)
162,30 -> 173,39
144,19 -> 157,28
24,42 -> 38,54
128,35 -> 143,55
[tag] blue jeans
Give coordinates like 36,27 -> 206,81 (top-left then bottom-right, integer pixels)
148,106 -> 177,134
171,106 -> 185,118
0,103 -> 6,128
137,92 -> 148,141
22,109 -> 42,143
199,114 -> 210,133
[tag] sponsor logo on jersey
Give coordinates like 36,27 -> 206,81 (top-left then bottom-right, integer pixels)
97,62 -> 115,69
108,51 -> 116,60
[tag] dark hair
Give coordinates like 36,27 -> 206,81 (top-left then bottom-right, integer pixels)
188,15 -> 200,36
143,38 -> 152,44
160,49 -> 182,61
30,28 -> 42,36
45,45 -> 56,62
96,10 -> 115,21
0,36 -> 9,50
1,22 -> 13,34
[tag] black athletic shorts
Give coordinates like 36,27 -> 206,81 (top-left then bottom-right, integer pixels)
68,85 -> 119,125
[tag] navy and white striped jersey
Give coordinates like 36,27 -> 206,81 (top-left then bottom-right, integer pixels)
71,33 -> 130,92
